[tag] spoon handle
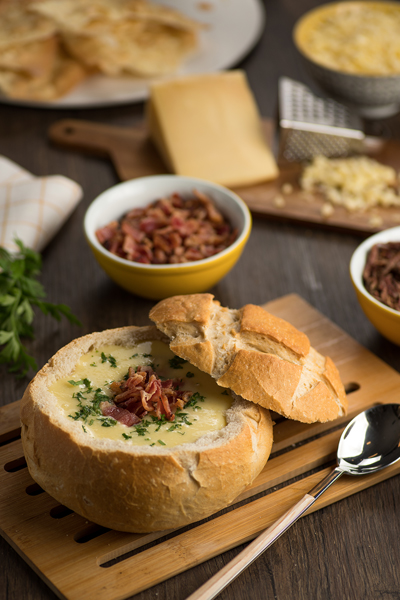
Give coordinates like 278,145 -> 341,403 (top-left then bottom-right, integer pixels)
185,467 -> 344,600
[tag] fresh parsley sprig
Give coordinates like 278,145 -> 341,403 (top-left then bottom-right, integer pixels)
0,239 -> 81,377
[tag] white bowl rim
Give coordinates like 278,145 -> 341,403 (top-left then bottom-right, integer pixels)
350,225 -> 400,316
84,174 -> 252,271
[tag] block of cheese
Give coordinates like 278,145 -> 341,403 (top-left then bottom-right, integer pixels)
146,70 -> 279,188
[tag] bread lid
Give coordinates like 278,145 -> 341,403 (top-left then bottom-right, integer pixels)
150,294 -> 348,423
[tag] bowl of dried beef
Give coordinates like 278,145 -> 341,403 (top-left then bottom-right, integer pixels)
350,226 -> 400,345
84,175 -> 252,300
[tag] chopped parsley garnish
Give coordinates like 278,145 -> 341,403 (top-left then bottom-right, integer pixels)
186,371 -> 194,378
100,417 -> 117,427
185,392 -> 205,409
101,352 -> 117,367
158,439 -> 166,446
174,411 -> 192,426
151,414 -> 167,431
122,433 -> 132,440
68,378 -> 92,389
221,390 -> 230,396
67,380 -> 110,425
169,355 -> 187,369
133,420 -> 151,436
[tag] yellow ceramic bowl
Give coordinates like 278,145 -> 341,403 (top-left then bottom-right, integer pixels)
350,226 -> 400,345
84,175 -> 252,300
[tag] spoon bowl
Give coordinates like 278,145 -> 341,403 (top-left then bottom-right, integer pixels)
187,403 -> 400,600
338,404 -> 400,474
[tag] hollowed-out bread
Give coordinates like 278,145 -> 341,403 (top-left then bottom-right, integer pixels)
20,325 -> 273,533
150,294 -> 348,424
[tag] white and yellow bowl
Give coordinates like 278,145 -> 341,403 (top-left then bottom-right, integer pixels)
84,175 -> 252,300
350,226 -> 400,345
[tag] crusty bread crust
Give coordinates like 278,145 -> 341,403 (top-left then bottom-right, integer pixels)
149,295 -> 348,423
20,325 -> 273,533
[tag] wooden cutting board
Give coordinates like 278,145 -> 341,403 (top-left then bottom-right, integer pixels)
49,118 -> 400,236
1,294 -> 400,600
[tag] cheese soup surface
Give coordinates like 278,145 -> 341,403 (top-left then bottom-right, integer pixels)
50,340 -> 232,448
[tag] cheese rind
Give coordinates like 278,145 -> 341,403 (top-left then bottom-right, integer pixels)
146,70 -> 279,187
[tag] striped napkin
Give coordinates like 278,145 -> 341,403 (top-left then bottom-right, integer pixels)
0,156 -> 83,252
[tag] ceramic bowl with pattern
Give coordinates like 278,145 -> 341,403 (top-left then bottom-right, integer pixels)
293,2 -> 400,118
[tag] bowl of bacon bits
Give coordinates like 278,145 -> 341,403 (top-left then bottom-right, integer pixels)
84,175 -> 252,299
350,226 -> 400,344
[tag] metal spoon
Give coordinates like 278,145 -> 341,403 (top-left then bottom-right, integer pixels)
186,403 -> 400,600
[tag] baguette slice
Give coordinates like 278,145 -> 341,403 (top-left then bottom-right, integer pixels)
150,294 -> 348,424
20,325 -> 273,533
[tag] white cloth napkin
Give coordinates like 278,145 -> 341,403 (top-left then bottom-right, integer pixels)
0,156 -> 83,253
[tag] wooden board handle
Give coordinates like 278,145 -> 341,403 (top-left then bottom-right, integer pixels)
48,119 -> 138,155
48,118 -> 166,181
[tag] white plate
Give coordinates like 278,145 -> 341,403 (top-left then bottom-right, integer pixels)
1,0 -> 265,109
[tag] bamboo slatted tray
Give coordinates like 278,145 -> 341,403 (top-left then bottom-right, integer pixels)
1,294 -> 400,600
48,118 -> 400,236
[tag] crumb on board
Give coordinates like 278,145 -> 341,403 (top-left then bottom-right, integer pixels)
368,214 -> 384,228
281,183 -> 293,195
273,194 -> 286,208
321,203 -> 335,218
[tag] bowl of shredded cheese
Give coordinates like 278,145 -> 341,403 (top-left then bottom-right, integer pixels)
294,1 -> 400,117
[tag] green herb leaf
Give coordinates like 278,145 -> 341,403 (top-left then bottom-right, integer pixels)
168,355 -> 187,369
0,239 -> 81,377
101,352 -> 117,368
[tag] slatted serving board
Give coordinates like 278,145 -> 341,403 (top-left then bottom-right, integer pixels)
1,294 -> 400,600
48,118 -> 400,236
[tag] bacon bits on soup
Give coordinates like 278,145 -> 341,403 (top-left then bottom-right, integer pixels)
95,190 -> 237,265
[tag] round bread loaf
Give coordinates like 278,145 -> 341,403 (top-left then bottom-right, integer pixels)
20,325 -> 273,533
149,294 -> 348,424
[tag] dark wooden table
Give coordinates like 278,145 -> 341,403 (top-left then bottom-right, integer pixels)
1,1 -> 400,599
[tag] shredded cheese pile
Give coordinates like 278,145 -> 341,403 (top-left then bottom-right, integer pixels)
301,3 -> 400,75
300,155 -> 400,213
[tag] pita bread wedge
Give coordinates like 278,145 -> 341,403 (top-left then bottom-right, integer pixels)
0,49 -> 88,101
0,0 -> 56,47
31,0 -> 200,76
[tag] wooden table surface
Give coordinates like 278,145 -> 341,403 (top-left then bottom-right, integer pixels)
1,1 -> 400,599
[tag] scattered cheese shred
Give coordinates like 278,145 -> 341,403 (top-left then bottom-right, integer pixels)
300,155 -> 400,213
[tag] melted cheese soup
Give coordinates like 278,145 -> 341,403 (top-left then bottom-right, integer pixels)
50,341 -> 232,448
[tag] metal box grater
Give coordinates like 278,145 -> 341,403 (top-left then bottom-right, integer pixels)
278,77 -> 366,162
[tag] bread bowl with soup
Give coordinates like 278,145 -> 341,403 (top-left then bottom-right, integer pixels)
20,295 -> 347,533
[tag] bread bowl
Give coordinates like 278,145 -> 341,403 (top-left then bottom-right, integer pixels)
20,325 -> 273,533
149,294 -> 348,423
